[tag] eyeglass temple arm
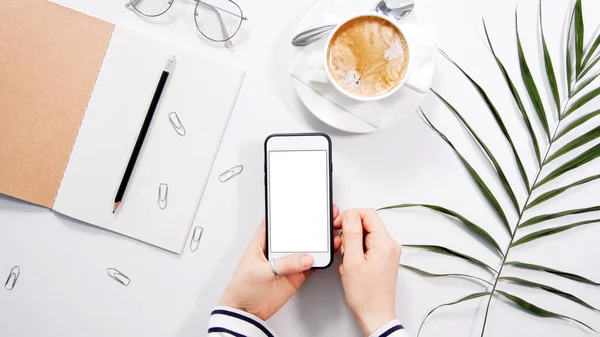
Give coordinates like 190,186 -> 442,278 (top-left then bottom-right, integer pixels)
125,0 -> 143,9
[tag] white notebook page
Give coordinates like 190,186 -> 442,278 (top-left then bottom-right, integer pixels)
54,26 -> 244,253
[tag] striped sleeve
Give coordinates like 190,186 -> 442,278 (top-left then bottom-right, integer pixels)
368,320 -> 410,337
207,306 -> 278,337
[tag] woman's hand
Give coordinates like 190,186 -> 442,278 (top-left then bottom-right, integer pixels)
335,209 -> 402,336
218,206 -> 341,321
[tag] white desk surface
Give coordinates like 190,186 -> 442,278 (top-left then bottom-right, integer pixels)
1,0 -> 599,336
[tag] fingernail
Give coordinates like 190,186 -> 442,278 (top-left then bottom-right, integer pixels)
302,255 -> 314,267
345,210 -> 358,220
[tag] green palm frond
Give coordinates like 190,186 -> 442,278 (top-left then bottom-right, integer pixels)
402,244 -> 498,274
496,290 -> 599,333
526,174 -> 600,209
499,276 -> 600,313
402,264 -> 494,287
505,261 -> 600,286
481,19 -> 542,162
382,0 -> 600,335
582,33 -> 600,67
539,1 -> 561,115
511,219 -> 600,246
516,9 -> 550,138
417,292 -> 491,337
378,203 -> 504,256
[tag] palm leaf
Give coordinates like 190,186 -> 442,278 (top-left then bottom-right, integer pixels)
482,19 -> 542,162
403,245 -> 498,274
539,0 -> 561,115
526,174 -> 600,209
420,109 -> 512,235
389,0 -> 600,334
401,264 -> 494,287
519,205 -> 600,228
496,290 -> 599,333
432,90 -> 520,212
563,86 -> 600,118
571,70 -> 600,97
582,33 -> 600,67
511,219 -> 600,246
378,203 -> 503,256
438,50 -> 531,190
535,142 -> 600,188
555,108 -> 600,140
500,277 -> 600,312
505,261 -> 600,286
574,0 -> 584,75
545,125 -> 600,163
566,5 -> 576,94
516,9 -> 550,138
579,55 -> 600,80
417,292 -> 491,337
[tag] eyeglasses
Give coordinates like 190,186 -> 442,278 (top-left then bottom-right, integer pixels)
126,0 -> 247,48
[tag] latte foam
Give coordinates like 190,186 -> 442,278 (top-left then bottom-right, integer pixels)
327,16 -> 409,98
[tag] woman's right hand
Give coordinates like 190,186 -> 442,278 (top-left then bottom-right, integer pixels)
334,209 -> 402,336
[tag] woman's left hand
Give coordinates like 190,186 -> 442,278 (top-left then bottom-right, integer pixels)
218,206 -> 341,321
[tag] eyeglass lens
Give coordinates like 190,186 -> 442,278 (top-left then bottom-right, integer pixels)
195,0 -> 244,42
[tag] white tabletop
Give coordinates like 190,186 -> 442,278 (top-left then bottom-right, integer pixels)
1,0 -> 600,336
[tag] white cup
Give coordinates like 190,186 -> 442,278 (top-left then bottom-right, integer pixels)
310,13 -> 427,101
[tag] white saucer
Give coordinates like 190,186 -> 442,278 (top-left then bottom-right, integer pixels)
292,0 -> 436,133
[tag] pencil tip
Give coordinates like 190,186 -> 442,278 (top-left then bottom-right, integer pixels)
113,202 -> 120,214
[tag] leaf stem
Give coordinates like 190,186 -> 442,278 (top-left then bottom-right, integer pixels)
480,95 -> 574,335
480,130 -> 556,335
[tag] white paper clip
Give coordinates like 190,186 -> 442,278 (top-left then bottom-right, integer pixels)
190,226 -> 204,252
158,183 -> 168,210
219,165 -> 243,183
107,268 -> 131,286
5,266 -> 20,290
168,112 -> 186,136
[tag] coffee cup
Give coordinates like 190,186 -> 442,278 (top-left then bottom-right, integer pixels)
309,13 -> 427,101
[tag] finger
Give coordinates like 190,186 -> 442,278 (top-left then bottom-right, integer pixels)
333,235 -> 342,252
341,209 -> 365,264
334,210 -> 344,230
333,204 -> 340,220
354,208 -> 388,235
274,254 -> 314,276
255,218 -> 267,254
303,268 -> 315,278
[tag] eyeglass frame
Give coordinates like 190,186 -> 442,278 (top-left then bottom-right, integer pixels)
126,0 -> 248,47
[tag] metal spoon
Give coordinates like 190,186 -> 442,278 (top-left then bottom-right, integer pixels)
291,0 -> 415,46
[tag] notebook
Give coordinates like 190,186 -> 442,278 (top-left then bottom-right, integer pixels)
0,0 -> 244,253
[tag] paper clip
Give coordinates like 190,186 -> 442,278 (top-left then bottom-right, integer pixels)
107,268 -> 131,286
190,226 -> 204,252
168,111 -> 186,136
158,183 -> 168,210
5,266 -> 20,290
219,165 -> 243,183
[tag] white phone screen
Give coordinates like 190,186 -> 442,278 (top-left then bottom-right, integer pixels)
268,150 -> 329,253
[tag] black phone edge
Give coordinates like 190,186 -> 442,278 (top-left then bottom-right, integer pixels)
264,133 -> 334,269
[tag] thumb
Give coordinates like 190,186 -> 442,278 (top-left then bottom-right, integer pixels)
273,254 -> 314,276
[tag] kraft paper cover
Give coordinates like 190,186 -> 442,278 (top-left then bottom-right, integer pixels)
0,0 -> 114,208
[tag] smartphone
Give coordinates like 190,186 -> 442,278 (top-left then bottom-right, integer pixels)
264,133 -> 333,269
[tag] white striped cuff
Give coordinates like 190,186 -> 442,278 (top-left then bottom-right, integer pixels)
368,319 -> 410,337
208,306 -> 278,337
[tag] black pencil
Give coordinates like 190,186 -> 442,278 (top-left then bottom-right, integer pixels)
113,55 -> 176,214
